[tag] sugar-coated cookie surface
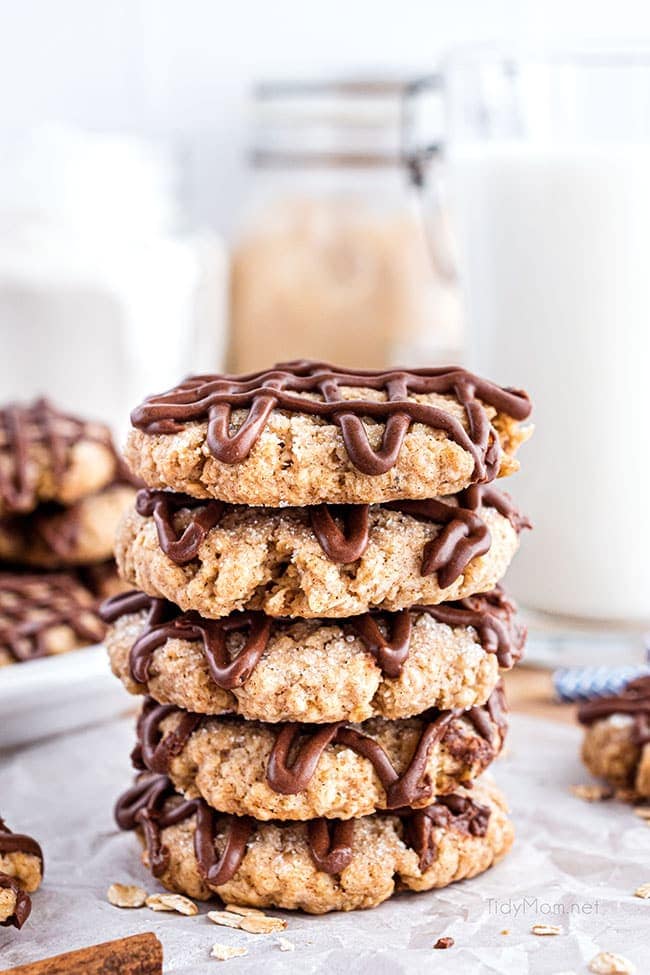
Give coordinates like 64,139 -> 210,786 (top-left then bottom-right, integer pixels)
126,362 -> 532,506
117,772 -> 513,913
103,589 -> 524,723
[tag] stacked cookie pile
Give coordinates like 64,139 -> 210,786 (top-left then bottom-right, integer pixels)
104,361 -> 532,913
0,399 -> 135,667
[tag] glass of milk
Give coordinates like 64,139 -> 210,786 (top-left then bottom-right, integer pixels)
440,52 -> 650,631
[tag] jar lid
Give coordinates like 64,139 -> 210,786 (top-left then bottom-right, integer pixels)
249,74 -> 441,176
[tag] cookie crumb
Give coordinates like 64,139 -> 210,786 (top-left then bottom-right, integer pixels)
633,882 -> 650,899
571,784 -> 613,802
146,892 -> 198,916
107,883 -> 147,908
500,929 -> 510,935
531,923 -> 562,936
633,806 -> 650,821
588,951 -> 636,974
211,944 -> 248,961
277,937 -> 295,952
434,937 -> 454,949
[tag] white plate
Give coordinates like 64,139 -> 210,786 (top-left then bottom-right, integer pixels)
0,644 -> 132,749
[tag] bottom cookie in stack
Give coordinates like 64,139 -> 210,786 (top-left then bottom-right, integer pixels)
0,818 -> 43,930
578,675 -> 650,800
116,771 -> 513,914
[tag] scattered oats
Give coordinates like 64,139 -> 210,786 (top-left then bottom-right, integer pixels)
211,944 -> 248,961
208,910 -> 244,929
240,914 -> 287,934
146,893 -> 198,916
225,903 -> 266,917
588,951 -> 637,974
633,806 -> 650,820
277,937 -> 295,952
433,936 -> 454,949
107,883 -> 147,909
633,882 -> 650,899
531,923 -> 563,936
571,784 -> 613,802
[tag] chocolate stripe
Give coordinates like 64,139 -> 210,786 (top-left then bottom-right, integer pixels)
131,361 -> 531,481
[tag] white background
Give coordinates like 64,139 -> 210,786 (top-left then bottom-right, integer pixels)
2,0 -> 650,231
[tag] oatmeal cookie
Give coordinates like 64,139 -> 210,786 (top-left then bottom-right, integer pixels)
116,771 -> 513,913
0,483 -> 135,568
0,570 -> 106,666
126,362 -> 532,506
130,687 -> 507,821
115,486 -> 526,619
0,398 -> 122,516
102,588 -> 524,723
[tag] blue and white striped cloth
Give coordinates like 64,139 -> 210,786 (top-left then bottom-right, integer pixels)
553,665 -> 650,703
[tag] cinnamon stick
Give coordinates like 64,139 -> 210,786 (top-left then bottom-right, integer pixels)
0,932 -> 163,975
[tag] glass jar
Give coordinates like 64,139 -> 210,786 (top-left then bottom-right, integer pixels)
228,77 -> 461,372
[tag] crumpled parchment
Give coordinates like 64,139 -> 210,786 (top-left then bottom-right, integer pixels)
1,712 -> 648,974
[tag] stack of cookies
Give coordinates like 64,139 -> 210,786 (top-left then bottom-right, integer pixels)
105,361 -> 532,914
0,399 -> 134,667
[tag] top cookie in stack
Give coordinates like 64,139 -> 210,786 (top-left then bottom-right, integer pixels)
107,361 -> 531,914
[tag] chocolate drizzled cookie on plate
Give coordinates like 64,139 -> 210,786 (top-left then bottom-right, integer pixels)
0,571 -> 107,667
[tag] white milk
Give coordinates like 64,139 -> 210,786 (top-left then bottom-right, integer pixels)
448,142 -> 650,622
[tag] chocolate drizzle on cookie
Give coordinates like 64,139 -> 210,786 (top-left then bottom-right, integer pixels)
578,675 -> 650,746
130,361 -> 531,481
131,684 -> 507,809
115,771 -> 491,883
133,483 -> 529,589
101,586 -> 525,693
0,571 -> 106,663
397,794 -> 491,872
0,398 -> 117,514
0,818 -> 43,929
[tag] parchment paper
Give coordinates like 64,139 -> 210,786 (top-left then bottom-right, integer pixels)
1,712 -> 649,974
